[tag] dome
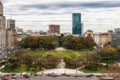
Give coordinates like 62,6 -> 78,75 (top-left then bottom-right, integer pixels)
87,29 -> 93,32
0,1 -> 3,16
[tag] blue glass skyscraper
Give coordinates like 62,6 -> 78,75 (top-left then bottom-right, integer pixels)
72,13 -> 82,35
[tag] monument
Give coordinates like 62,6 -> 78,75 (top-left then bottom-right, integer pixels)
37,59 -> 84,75
57,59 -> 66,68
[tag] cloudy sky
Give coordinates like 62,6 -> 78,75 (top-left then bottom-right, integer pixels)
1,0 -> 120,33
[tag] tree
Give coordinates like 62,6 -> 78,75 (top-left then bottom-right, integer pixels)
62,36 -> 79,50
64,56 -> 76,68
56,33 -> 65,46
19,36 -> 59,50
42,36 -> 59,50
34,56 -> 47,70
62,36 -> 95,50
20,52 -> 38,70
4,57 -> 20,71
79,52 -> 101,70
45,55 -> 60,69
98,45 -> 119,68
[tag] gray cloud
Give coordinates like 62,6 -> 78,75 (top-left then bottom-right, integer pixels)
3,0 -> 120,32
1,0 -> 7,3
19,1 -> 120,10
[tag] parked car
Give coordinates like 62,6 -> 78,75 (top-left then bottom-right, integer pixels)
2,78 -> 9,80
23,74 -> 29,78
61,73 -> 71,77
11,74 -> 17,79
85,74 -> 94,77
47,73 -> 60,77
73,74 -> 85,77
2,76 -> 9,80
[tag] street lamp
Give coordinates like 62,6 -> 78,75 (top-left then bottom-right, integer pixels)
75,61 -> 79,76
76,63 -> 77,76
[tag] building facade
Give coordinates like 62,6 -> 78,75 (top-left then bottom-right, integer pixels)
48,25 -> 60,34
6,18 -> 17,49
7,19 -> 15,29
0,1 -> 6,50
111,28 -> 120,47
93,32 -> 112,46
72,13 -> 82,35
15,27 -> 24,42
6,29 -> 17,49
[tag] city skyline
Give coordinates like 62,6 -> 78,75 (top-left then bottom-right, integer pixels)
1,0 -> 120,33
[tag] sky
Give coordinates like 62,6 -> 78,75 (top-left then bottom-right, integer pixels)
1,0 -> 120,33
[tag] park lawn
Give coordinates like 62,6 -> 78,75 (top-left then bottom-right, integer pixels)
82,67 -> 120,73
82,68 -> 102,73
32,49 -> 95,60
1,65 -> 27,73
1,64 -> 38,73
32,50 -> 46,56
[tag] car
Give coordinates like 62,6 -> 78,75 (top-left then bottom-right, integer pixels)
11,74 -> 17,79
74,74 -> 85,77
85,74 -> 94,77
18,74 -> 23,78
23,74 -> 29,78
2,76 -> 9,80
2,78 -> 9,80
47,73 -> 60,77
61,73 -> 71,77
34,73 -> 41,76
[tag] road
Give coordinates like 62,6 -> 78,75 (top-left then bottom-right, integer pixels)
2,74 -> 120,80
12,76 -> 100,80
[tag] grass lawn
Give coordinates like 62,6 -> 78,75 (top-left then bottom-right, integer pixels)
0,65 -> 27,73
32,49 -> 95,60
32,50 -> 46,56
82,68 -> 102,73
1,64 -> 38,73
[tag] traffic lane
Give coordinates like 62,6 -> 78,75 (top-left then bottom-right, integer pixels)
16,76 -> 100,80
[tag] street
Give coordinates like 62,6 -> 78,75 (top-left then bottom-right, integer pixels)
1,73 -> 120,80
13,76 -> 100,80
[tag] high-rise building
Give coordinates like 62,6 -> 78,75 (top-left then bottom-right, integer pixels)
111,28 -> 120,47
48,25 -> 60,34
6,29 -> 17,49
0,1 -> 6,50
7,19 -> 15,29
0,1 -> 3,16
72,13 -> 82,35
6,19 -> 16,49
